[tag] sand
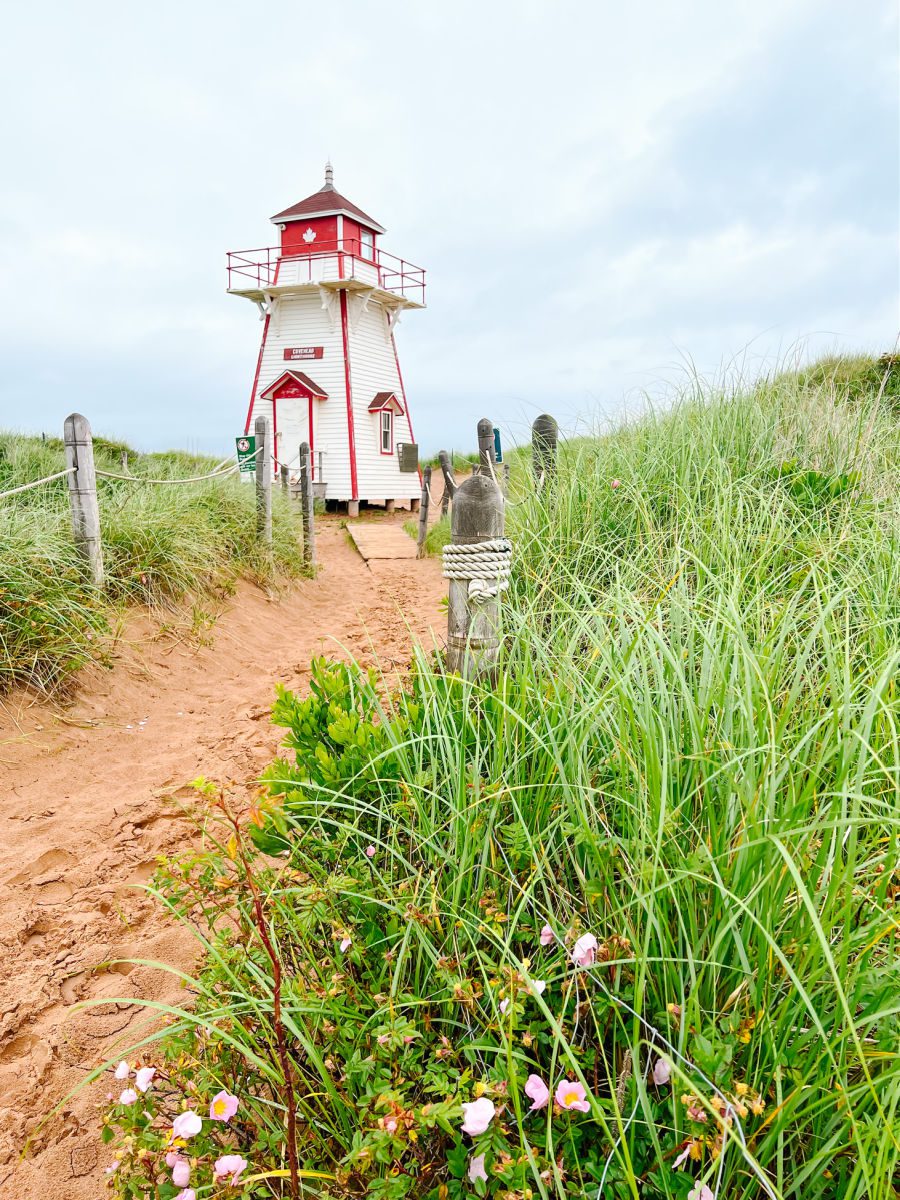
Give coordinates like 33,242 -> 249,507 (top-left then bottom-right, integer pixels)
0,508 -> 446,1197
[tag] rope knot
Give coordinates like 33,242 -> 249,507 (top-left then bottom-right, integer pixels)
442,537 -> 512,601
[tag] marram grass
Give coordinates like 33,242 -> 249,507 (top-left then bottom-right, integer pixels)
89,356 -> 898,1199
0,433 -> 304,692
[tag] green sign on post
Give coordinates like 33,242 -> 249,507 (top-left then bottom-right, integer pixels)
236,434 -> 256,475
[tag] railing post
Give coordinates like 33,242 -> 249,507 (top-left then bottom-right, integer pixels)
299,441 -> 315,569
446,473 -> 505,681
255,415 -> 273,546
438,450 -> 456,517
280,463 -> 289,493
532,413 -> 558,487
417,466 -> 432,558
477,417 -> 497,480
63,413 -> 104,586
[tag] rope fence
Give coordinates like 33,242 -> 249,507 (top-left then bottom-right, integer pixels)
0,466 -> 76,502
1,413 -> 315,587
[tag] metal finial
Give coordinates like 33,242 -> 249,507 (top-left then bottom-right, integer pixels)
324,160 -> 334,189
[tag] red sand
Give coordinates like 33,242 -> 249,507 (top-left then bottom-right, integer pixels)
0,509 -> 445,1197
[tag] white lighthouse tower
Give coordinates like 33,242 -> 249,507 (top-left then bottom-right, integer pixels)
227,165 -> 426,514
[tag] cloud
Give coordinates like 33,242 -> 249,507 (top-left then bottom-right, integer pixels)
0,0 -> 895,454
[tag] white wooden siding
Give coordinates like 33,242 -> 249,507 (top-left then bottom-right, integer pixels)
249,292 -> 352,499
275,255 -> 380,289
247,288 -> 418,503
347,299 -> 418,502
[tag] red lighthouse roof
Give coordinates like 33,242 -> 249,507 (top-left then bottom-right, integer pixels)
270,163 -> 386,234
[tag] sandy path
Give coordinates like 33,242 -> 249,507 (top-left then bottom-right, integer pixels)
0,509 -> 445,1198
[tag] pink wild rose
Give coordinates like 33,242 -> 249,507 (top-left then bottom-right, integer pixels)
499,998 -> 510,1015
531,979 -> 547,996
611,479 -> 621,488
524,1074 -> 550,1110
214,1154 -> 248,1184
113,1060 -> 130,1080
134,1066 -> 156,1093
365,845 -> 376,858
571,933 -> 598,966
468,1153 -> 488,1183
539,924 -> 554,946
172,1159 -> 190,1188
166,1151 -> 180,1168
209,1090 -> 239,1123
175,1191 -> 196,1200
118,1088 -> 138,1106
673,1144 -> 693,1169
555,1079 -> 591,1113
652,1057 -> 671,1086
688,1186 -> 715,1200
171,1110 -> 203,1139
339,937 -> 352,953
460,1096 -> 496,1136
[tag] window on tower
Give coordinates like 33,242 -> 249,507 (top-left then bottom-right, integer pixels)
360,229 -> 375,260
380,409 -> 393,454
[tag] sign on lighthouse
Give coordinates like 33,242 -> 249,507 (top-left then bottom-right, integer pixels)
226,164 -> 426,515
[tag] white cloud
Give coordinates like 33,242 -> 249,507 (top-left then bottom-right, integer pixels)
0,0 -> 895,452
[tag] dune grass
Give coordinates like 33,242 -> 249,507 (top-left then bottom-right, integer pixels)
95,356 -> 899,1199
0,433 -> 304,692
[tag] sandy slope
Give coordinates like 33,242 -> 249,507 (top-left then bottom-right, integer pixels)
0,510 -> 445,1198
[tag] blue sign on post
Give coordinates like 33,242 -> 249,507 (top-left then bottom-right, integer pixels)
493,426 -> 503,464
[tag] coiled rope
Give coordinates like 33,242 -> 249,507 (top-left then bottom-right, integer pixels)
442,537 -> 512,600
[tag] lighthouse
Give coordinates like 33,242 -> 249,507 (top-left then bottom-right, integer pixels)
227,165 -> 426,515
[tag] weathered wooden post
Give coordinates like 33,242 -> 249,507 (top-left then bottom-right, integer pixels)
532,413 -> 558,486
502,461 -> 510,496
120,450 -> 128,472
416,466 -> 432,558
280,463 -> 289,493
64,413 -> 104,586
255,415 -> 273,546
299,441 -> 315,569
444,474 -> 508,681
477,417 -> 497,479
438,450 -> 456,517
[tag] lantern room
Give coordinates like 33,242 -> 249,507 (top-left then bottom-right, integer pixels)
272,162 -> 385,261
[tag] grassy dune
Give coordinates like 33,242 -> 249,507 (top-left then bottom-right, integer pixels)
0,434 -> 303,692
95,356 -> 900,1199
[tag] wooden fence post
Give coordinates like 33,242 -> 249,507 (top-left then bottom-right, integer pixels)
280,463 -> 289,493
299,441 -> 316,569
502,461 -> 510,496
255,415 -> 272,546
532,413 -> 558,486
446,473 -> 505,680
438,450 -> 456,517
477,417 -> 497,479
63,413 -> 104,586
416,466 -> 432,558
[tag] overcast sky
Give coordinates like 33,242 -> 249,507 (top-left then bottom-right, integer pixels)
0,1 -> 896,455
